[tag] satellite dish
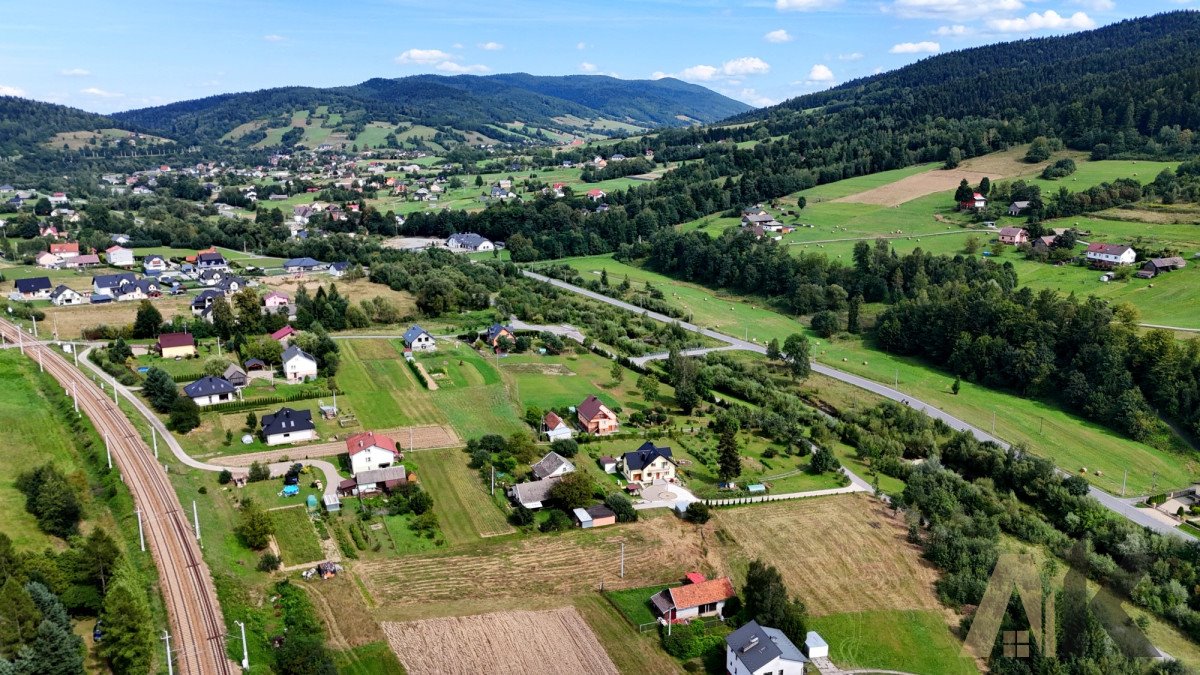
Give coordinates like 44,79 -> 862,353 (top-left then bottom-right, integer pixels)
241,434 -> 253,445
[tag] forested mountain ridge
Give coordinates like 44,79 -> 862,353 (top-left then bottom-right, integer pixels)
112,74 -> 751,145
0,97 -> 128,156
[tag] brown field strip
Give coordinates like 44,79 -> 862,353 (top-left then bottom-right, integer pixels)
382,608 -> 619,675
834,169 -> 997,207
714,494 -> 944,617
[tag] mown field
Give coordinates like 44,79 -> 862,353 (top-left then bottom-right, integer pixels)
808,610 -> 979,675
270,506 -> 324,566
414,447 -> 514,543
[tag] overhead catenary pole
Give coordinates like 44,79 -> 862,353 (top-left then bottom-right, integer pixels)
136,509 -> 145,552
235,620 -> 249,670
161,631 -> 173,675
152,426 -> 158,458
105,433 -> 112,469
193,500 -> 201,546
72,381 -> 78,413
620,542 -> 625,579
38,348 -> 42,373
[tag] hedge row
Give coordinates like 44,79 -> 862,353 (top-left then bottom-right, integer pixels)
406,358 -> 431,389
203,389 -> 333,414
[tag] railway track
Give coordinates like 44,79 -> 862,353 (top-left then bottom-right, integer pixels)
0,320 -> 237,675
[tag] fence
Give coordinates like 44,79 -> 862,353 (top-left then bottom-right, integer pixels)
703,484 -> 863,507
637,615 -> 725,634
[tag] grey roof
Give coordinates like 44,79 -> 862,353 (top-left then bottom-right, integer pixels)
726,621 -> 807,673
198,268 -> 222,280
191,288 -> 221,308
222,363 -> 247,381
15,277 -> 51,294
261,407 -> 314,436
144,254 -> 165,263
282,344 -> 316,364
448,232 -> 490,249
510,477 -> 560,506
183,376 -> 236,398
283,257 -> 322,269
355,465 -> 407,486
531,452 -> 575,480
92,272 -> 136,289
402,325 -> 431,346
197,251 -> 225,263
49,285 -> 79,300
623,442 -> 674,471
572,507 -> 592,523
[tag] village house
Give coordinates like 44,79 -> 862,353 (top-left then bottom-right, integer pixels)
271,325 -> 298,345
283,257 -> 324,274
1031,235 -> 1058,254
483,323 -> 515,350
222,363 -> 249,388
586,189 -> 606,202
143,254 -> 168,274
509,477 -> 560,510
402,325 -> 437,352
262,291 -> 291,314
1137,256 -> 1188,279
191,289 -> 222,318
577,394 -> 619,436
14,277 -> 52,300
35,251 -> 62,269
282,344 -> 318,382
106,246 -> 135,267
156,332 -> 197,359
64,253 -> 100,269
531,451 -> 575,480
724,621 -> 811,675
49,285 -> 84,306
50,242 -> 79,259
183,376 -> 237,407
196,250 -> 228,271
959,192 -> 987,211
542,411 -> 574,442
572,504 -> 616,529
446,232 -> 494,253
339,466 -> 410,496
651,576 -> 736,622
619,441 -> 677,485
91,273 -> 138,298
198,269 -> 225,286
347,431 -> 399,475
261,407 -> 317,446
1008,200 -> 1031,217
998,227 -> 1028,245
1086,243 -> 1136,268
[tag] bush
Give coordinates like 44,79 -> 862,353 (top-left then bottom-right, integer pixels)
256,553 -> 281,572
808,446 -> 841,474
217,469 -> 233,485
549,438 -> 578,458
661,621 -> 725,660
509,504 -> 535,526
247,461 -> 270,483
539,509 -> 572,532
810,310 -> 841,338
684,502 -> 711,524
168,395 -> 200,434
604,493 -> 638,523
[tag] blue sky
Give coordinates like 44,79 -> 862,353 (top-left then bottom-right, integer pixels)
0,0 -> 1193,114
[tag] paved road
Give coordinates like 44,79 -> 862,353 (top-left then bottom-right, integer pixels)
521,269 -> 1193,540
1140,323 -> 1200,334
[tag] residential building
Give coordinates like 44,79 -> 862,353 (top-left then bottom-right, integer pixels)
198,269 -> 224,286
156,332 -> 197,359
92,273 -> 137,298
183,376 -> 237,406
725,621 -> 809,675
509,477 -> 560,510
1085,243 -> 1136,268
402,325 -> 436,352
271,325 -> 297,345
347,431 -> 399,475
960,192 -> 987,211
619,441 -> 676,485
14,277 -> 52,299
191,289 -> 222,317
1008,200 -> 1031,216
482,323 -> 515,349
446,232 -> 494,253
261,407 -> 317,446
196,250 -> 227,270
105,246 -> 135,267
263,291 -> 291,314
577,394 -> 619,436
50,242 -> 79,259
283,257 -> 323,273
65,253 -> 100,269
998,227 -> 1028,245
35,251 -> 61,269
49,285 -> 84,306
1031,235 -> 1058,254
531,452 -> 575,480
650,576 -> 735,621
143,254 -> 168,274
586,189 -> 606,201
339,466 -> 409,495
572,505 -> 616,529
542,411 -> 574,442
223,363 -> 249,388
282,344 -> 318,382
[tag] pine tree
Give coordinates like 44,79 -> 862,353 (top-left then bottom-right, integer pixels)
717,425 -> 741,482
0,578 -> 40,657
142,368 -> 177,414
82,529 -> 121,594
131,301 -> 162,339
99,567 -> 153,675
23,583 -> 69,633
168,396 -> 201,434
766,338 -> 781,361
16,619 -> 83,675
847,295 -> 862,334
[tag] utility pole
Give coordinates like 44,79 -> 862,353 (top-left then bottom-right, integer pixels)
105,433 -> 112,469
193,500 -> 201,546
152,426 -> 158,458
490,465 -> 495,496
17,329 -> 22,355
113,377 -> 118,404
992,411 -> 996,434
136,509 -> 145,552
234,620 -> 249,670
161,631 -> 173,675
894,369 -> 898,388
620,542 -> 625,579
72,382 -> 77,414
1122,469 -> 1128,497
38,348 -> 42,372
73,344 -> 78,366
31,314 -> 36,338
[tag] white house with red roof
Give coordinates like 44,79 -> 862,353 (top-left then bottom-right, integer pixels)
271,325 -> 298,345
959,192 -> 987,211
586,189 -> 607,202
542,411 -> 574,442
346,431 -> 399,476
50,242 -> 79,259
650,575 -> 736,621
1086,242 -> 1136,268
106,245 -> 135,267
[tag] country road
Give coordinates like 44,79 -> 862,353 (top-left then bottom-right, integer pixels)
520,269 -> 1194,541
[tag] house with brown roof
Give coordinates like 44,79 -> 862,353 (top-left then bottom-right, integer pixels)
572,504 -> 616,529
347,431 -> 399,475
156,332 -> 196,359
542,411 -> 574,441
998,227 -> 1028,245
650,576 -> 736,621
1137,256 -> 1187,279
577,395 -> 618,436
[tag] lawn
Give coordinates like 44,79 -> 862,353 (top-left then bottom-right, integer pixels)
603,584 -> 674,627
415,447 -> 514,543
808,610 -> 978,675
0,352 -> 85,548
500,350 -> 671,416
270,506 -> 324,566
331,641 -> 406,675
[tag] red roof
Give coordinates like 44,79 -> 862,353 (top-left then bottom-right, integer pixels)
50,243 -> 79,254
577,395 -> 611,422
157,332 -> 195,349
544,411 -> 565,429
684,572 -> 707,585
270,326 -> 297,340
587,189 -> 605,197
1086,242 -> 1132,256
345,431 -> 398,456
668,577 -> 735,610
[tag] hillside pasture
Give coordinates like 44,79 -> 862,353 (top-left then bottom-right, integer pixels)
835,168 -> 996,207
809,610 -> 979,675
382,608 -> 619,675
715,495 -> 945,616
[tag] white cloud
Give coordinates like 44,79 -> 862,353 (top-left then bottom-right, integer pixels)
60,68 -> 90,77
579,62 -> 598,73
680,64 -> 720,81
764,29 -> 793,43
933,24 -> 970,36
650,71 -> 669,80
738,88 -> 776,107
837,52 -> 864,60
669,57 -> 770,83
722,56 -> 770,76
890,0 -> 1024,20
1070,0 -> 1114,10
0,85 -> 26,97
81,87 -> 122,98
988,10 -> 1096,32
577,42 -> 587,50
262,34 -> 284,42
435,61 -> 489,74
776,0 -> 840,10
890,41 -> 941,53
807,64 -> 835,82
479,41 -> 504,50
396,48 -> 453,64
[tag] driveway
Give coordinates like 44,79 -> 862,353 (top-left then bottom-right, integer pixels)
633,481 -> 698,511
